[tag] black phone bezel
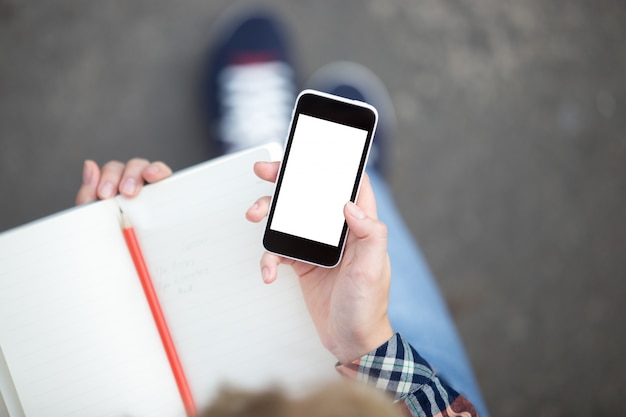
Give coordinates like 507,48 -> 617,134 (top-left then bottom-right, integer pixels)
262,91 -> 377,267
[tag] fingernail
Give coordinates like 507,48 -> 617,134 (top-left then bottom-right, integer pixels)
100,182 -> 115,198
246,202 -> 260,218
262,267 -> 270,283
82,161 -> 93,185
121,178 -> 137,196
346,201 -> 366,220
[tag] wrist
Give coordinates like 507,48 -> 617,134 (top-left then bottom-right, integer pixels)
334,319 -> 394,365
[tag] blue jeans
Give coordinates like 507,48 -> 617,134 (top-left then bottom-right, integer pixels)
369,170 -> 490,417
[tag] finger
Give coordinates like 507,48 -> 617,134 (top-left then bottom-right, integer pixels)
119,158 -> 150,198
344,201 -> 388,245
97,161 -> 125,199
245,196 -> 272,222
253,161 -> 280,183
75,160 -> 101,205
260,251 -> 285,284
142,161 -> 173,184
355,173 -> 378,220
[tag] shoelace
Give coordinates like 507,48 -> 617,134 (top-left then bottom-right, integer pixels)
218,61 -> 295,152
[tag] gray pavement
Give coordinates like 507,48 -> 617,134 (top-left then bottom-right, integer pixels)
1,0 -> 625,415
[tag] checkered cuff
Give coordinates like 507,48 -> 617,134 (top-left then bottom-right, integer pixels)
335,333 -> 435,402
336,333 -> 478,417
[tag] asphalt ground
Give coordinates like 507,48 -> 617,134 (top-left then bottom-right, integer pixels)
1,1 -> 625,415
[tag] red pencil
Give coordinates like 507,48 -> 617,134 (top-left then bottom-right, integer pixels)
120,210 -> 197,417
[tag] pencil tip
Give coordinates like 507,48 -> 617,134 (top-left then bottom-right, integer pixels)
119,208 -> 132,229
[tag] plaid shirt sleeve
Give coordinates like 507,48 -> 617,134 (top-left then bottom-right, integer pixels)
336,333 -> 478,417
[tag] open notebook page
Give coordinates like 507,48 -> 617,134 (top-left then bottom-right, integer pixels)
0,199 -> 185,417
118,144 -> 338,411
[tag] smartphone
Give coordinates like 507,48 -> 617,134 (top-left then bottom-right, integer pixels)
263,89 -> 378,267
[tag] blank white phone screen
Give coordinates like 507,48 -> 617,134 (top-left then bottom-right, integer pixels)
270,114 -> 368,247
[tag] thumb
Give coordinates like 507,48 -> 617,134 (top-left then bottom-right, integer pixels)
344,201 -> 388,244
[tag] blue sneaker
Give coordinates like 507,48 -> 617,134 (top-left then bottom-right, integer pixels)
306,61 -> 397,178
206,8 -> 297,155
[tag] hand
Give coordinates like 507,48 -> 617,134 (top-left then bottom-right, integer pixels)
75,158 -> 173,205
246,161 -> 394,364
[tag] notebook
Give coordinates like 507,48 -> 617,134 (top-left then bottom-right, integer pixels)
0,144 -> 337,417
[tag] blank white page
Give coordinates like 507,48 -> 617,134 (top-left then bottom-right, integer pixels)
0,200 -> 185,417
118,144 -> 338,411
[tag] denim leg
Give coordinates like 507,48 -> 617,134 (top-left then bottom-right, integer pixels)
368,170 -> 490,417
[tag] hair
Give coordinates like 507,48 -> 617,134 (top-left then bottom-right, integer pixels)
200,381 -> 402,417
